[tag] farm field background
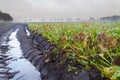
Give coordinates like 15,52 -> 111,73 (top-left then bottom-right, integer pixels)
28,22 -> 120,80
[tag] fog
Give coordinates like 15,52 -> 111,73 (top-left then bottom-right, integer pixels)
0,0 -> 120,20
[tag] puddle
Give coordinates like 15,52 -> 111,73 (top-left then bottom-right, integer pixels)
6,29 -> 41,80
25,27 -> 31,36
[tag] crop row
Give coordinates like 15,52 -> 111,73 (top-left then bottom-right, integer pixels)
28,22 -> 120,80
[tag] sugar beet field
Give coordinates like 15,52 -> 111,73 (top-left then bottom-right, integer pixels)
28,22 -> 120,80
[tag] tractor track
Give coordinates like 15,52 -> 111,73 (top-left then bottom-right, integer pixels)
0,23 -> 41,80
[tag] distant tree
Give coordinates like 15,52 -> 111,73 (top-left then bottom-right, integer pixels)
89,17 -> 95,21
100,15 -> 120,21
42,19 -> 45,22
67,18 -> 72,22
0,11 -> 13,21
76,18 -> 81,21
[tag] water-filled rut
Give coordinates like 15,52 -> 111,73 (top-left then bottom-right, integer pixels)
0,25 -> 41,80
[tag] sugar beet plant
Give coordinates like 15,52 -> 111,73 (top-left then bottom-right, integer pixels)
28,22 -> 120,80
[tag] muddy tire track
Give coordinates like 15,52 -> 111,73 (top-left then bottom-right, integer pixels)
0,25 -> 16,80
0,23 -> 41,80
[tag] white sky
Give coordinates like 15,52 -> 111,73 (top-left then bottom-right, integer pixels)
0,0 -> 120,20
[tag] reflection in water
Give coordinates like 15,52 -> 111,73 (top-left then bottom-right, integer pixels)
6,29 -> 41,80
25,28 -> 31,36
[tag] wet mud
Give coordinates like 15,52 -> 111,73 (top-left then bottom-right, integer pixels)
0,23 -> 41,80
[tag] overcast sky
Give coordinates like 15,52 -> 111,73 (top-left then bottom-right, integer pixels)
0,0 -> 120,20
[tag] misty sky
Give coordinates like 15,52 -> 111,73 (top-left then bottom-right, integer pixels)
0,0 -> 120,20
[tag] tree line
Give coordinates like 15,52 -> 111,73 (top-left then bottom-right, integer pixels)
0,11 -> 13,21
